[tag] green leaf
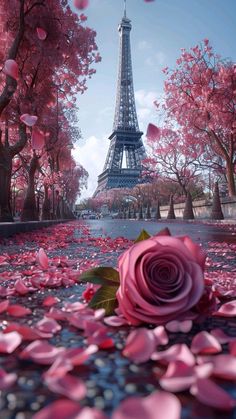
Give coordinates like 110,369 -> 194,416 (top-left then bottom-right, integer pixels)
88,285 -> 119,315
134,229 -> 151,243
78,267 -> 120,286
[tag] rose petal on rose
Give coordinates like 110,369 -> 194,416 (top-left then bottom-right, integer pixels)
190,378 -> 236,410
151,343 -> 195,366
123,328 -> 157,363
7,304 -> 32,317
20,340 -> 64,364
32,400 -> 81,419
159,360 -> 196,392
0,331 -> 22,353
112,390 -> 181,419
180,236 -> 206,270
45,373 -> 86,400
191,331 -> 222,355
0,369 -> 17,390
36,317 -> 61,334
213,300 -> 236,317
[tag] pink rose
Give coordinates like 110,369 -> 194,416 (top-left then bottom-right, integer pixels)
116,231 -> 206,325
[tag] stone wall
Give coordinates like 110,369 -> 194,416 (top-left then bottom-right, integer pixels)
159,198 -> 236,219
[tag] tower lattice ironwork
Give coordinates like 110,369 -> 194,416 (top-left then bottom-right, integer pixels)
94,3 -> 146,196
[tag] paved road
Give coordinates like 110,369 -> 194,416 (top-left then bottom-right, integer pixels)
85,219 -> 236,244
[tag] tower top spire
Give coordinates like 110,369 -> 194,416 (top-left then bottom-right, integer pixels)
124,0 -> 127,18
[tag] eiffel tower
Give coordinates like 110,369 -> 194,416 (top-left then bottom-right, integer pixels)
94,1 -> 146,196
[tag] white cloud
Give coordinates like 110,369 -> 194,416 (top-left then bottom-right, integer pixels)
145,50 -> 167,68
137,40 -> 152,50
135,89 -> 158,131
72,135 -> 110,201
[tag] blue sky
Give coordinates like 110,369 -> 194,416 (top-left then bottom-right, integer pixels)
72,0 -> 236,200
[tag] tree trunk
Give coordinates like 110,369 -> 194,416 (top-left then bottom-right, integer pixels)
226,161 -> 236,197
0,147 -> 13,222
21,154 -> 39,221
42,185 -> 51,220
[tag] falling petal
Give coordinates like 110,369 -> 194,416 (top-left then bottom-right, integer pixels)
146,123 -> 160,141
20,113 -> 38,127
3,59 -> 18,80
32,128 -> 45,150
74,0 -> 89,10
36,27 -> 47,40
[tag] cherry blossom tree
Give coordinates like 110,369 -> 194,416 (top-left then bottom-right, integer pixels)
0,0 -> 100,221
144,126 -> 204,196
162,40 -> 236,196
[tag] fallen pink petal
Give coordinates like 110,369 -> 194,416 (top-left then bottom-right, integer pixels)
190,378 -> 236,410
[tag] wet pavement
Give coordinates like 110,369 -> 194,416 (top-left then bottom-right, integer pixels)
0,220 -> 236,418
